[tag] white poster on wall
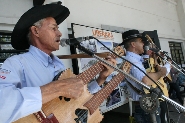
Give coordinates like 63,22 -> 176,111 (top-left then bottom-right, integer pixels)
72,24 -> 130,113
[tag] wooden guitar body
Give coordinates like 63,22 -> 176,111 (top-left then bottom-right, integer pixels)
14,87 -> 103,123
42,86 -> 103,123
144,57 -> 169,97
13,114 -> 39,123
14,69 -> 103,123
42,68 -> 103,123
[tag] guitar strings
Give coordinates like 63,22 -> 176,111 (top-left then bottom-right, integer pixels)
74,61 -> 129,122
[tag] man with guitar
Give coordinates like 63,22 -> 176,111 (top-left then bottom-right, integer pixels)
119,30 -> 170,123
0,4 -> 116,123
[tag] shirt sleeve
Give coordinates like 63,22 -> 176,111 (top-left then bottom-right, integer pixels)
163,62 -> 171,76
0,58 -> 42,122
87,80 -> 101,94
131,63 -> 146,82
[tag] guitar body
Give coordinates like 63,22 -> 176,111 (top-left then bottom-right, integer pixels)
14,87 -> 103,123
14,69 -> 103,123
143,77 -> 169,97
163,73 -> 172,83
144,57 -> 169,97
42,87 -> 103,123
13,114 -> 39,123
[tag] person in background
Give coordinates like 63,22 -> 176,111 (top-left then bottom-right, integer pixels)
0,4 -> 116,123
119,29 -> 170,123
168,60 -> 184,105
177,70 -> 185,93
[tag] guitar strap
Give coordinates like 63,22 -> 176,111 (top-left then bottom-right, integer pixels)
125,78 -> 145,95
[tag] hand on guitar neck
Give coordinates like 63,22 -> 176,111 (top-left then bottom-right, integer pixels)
151,52 -> 167,78
143,52 -> 167,85
93,46 -> 124,86
40,55 -> 117,104
96,55 -> 117,85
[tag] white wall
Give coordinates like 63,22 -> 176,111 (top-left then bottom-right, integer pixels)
176,0 -> 185,38
1,0 -> 185,69
65,0 -> 184,40
0,0 -> 32,31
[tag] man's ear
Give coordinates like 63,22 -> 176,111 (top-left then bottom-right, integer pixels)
130,41 -> 135,48
30,26 -> 39,36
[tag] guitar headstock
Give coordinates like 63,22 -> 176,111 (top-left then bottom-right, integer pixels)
109,46 -> 125,59
120,61 -> 132,74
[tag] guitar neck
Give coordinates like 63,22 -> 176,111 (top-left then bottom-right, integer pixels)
83,72 -> 125,115
76,48 -> 123,85
83,61 -> 131,115
77,62 -> 104,85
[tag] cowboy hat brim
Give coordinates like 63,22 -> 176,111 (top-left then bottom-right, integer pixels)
11,4 -> 70,50
119,33 -> 143,46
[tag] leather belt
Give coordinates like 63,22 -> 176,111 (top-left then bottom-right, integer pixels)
133,101 -> 140,105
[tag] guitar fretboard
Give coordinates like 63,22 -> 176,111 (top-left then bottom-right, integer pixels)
83,61 -> 131,115
76,46 -> 125,85
77,62 -> 104,85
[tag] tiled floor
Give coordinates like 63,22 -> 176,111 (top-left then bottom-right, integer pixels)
100,93 -> 185,123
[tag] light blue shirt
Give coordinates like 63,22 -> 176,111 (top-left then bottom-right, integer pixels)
124,51 -> 146,101
0,45 -> 65,123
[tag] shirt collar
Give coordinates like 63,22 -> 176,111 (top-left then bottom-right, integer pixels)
126,51 -> 143,62
29,45 -> 53,67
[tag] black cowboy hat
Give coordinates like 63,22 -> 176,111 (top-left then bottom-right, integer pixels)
119,29 -> 149,46
11,4 -> 70,50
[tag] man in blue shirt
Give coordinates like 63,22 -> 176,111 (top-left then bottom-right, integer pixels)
119,30 -> 170,123
0,4 -> 116,123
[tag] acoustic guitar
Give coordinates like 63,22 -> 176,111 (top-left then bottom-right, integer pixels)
144,57 -> 169,97
143,35 -> 169,97
13,46 -> 126,123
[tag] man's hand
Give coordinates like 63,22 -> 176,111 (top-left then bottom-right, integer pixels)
41,78 -> 84,104
96,56 -> 117,85
156,65 -> 167,77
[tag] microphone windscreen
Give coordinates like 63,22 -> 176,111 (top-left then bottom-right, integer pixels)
149,48 -> 160,53
144,46 -> 149,51
60,38 -> 67,47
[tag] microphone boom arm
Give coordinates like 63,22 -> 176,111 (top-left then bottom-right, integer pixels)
155,52 -> 185,76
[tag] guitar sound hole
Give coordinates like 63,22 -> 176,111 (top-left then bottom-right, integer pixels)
64,97 -> 70,101
58,96 -> 71,101
59,96 -> 62,100
74,108 -> 88,123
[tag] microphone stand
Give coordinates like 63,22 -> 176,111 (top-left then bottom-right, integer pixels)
146,34 -> 185,76
156,52 -> 185,76
144,35 -> 184,122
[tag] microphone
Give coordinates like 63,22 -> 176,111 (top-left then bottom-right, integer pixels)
144,46 -> 168,54
143,45 -> 150,55
149,48 -> 161,53
149,48 -> 168,55
60,36 -> 93,47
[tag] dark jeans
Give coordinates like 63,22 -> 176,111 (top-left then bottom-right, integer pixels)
160,101 -> 169,123
168,83 -> 183,105
134,103 -> 161,123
